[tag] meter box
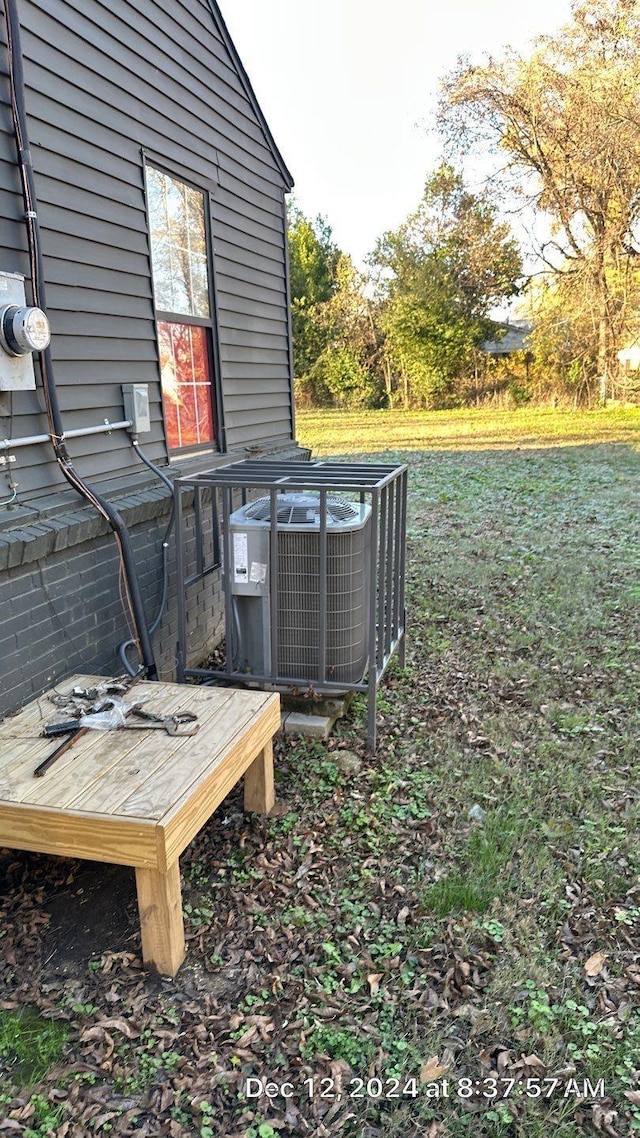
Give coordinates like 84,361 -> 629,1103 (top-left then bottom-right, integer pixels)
0,270 -> 51,392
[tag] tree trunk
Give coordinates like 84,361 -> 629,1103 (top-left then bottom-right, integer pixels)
597,313 -> 608,403
382,355 -> 394,408
594,254 -> 611,404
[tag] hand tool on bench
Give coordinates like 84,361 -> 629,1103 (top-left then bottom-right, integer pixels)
34,726 -> 84,778
40,703 -> 198,747
121,707 -> 199,736
41,696 -> 138,741
34,674 -> 144,778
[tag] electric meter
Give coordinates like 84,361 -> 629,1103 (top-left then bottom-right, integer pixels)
0,304 -> 51,356
0,271 -> 48,391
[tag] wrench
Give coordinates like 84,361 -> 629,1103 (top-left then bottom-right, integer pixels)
122,708 -> 199,736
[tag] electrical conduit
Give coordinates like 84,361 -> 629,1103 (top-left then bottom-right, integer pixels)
3,0 -> 157,678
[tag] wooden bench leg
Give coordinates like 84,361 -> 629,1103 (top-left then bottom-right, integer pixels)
244,741 -> 275,815
135,862 -> 186,977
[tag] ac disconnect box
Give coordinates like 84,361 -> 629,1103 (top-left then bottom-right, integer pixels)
0,272 -> 37,392
122,383 -> 151,433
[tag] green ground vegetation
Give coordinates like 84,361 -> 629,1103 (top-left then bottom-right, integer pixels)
0,1008 -> 68,1088
296,405 -> 640,455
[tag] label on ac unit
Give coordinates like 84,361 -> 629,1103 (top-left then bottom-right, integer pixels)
250,561 -> 267,584
233,532 -> 249,583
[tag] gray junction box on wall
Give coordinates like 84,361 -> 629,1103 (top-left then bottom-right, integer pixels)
122,383 -> 151,434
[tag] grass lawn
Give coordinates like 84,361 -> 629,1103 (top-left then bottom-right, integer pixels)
296,405 -> 640,455
0,407 -> 638,1137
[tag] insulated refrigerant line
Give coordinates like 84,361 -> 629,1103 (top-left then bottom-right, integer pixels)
3,0 -> 157,679
117,439 -> 176,676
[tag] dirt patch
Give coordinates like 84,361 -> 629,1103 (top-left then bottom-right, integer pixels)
24,856 -> 139,980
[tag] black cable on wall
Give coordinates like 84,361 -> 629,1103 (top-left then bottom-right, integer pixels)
3,0 -> 157,679
117,440 -> 176,676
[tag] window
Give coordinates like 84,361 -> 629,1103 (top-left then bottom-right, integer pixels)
145,165 -> 218,451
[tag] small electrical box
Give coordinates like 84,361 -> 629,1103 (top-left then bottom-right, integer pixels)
122,383 -> 151,434
0,271 -> 46,392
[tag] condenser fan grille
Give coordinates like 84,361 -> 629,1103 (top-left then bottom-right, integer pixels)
276,525 -> 370,683
243,493 -> 359,526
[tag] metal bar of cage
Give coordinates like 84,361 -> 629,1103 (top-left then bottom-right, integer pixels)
174,483 -> 186,683
269,488 -> 279,682
221,486 -> 233,680
174,459 -> 407,751
194,485 -> 204,580
377,484 -> 387,673
367,486 -> 380,752
385,482 -> 395,662
398,468 -> 408,668
318,487 -> 328,685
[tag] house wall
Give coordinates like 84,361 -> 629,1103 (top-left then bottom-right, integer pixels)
0,0 -> 295,499
0,489 -> 191,714
0,0 -> 305,720
0,439 -> 305,718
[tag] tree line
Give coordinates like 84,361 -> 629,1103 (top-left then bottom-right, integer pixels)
288,0 -> 640,410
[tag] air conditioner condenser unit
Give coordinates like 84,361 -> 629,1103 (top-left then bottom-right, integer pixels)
227,492 -> 372,686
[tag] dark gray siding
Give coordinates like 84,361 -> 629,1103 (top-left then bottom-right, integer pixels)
0,0 -> 294,501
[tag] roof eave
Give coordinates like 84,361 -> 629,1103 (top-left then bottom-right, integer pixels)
206,0 -> 294,191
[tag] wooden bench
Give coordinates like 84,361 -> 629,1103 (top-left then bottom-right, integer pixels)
0,675 -> 279,976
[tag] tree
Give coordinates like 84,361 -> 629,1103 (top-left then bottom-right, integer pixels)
522,277 -> 598,403
371,165 -> 522,407
439,0 -> 640,399
308,255 -> 386,407
286,201 -> 341,378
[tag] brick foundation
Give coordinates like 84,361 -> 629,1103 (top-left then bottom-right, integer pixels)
0,446 -> 308,718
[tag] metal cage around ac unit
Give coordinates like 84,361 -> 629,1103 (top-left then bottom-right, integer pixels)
173,459 -> 408,751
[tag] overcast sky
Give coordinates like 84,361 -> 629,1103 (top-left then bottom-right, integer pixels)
222,0 -> 573,264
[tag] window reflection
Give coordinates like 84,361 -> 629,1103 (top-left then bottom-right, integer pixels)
158,321 -> 214,449
146,167 -> 210,319
146,164 -> 217,451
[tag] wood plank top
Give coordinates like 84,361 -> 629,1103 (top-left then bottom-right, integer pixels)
0,675 -> 280,868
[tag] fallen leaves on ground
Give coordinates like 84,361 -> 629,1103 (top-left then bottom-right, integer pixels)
1,439 -> 639,1137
